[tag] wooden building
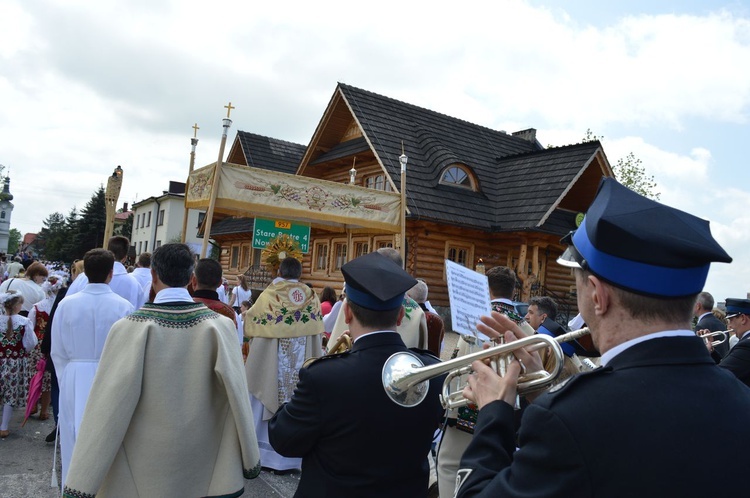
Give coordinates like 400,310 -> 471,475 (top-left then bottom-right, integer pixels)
196,83 -> 614,320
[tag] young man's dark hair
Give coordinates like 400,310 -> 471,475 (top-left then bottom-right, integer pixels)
107,236 -> 131,261
83,249 -> 115,283
151,244 -> 195,288
346,300 -> 403,330
194,258 -> 223,289
137,252 -> 151,268
486,266 -> 517,299
278,257 -> 302,280
528,296 -> 558,321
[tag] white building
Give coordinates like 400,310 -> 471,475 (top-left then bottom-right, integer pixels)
131,181 -> 205,256
0,177 -> 14,254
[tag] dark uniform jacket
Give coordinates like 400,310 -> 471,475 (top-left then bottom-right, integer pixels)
456,336 -> 750,498
719,334 -> 750,386
697,312 -> 730,358
269,331 -> 444,498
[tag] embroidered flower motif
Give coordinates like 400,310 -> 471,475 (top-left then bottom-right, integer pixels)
251,304 -> 320,327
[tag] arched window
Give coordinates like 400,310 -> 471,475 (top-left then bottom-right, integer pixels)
1,211 -> 5,220
440,165 -> 475,190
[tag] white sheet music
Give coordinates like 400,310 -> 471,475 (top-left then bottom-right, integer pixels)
445,260 -> 491,341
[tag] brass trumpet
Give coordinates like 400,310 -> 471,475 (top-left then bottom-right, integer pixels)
327,332 -> 352,354
698,329 -> 733,347
382,327 -> 591,408
303,333 -> 352,369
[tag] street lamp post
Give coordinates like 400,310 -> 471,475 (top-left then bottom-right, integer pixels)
398,152 -> 407,266
349,157 -> 357,185
181,124 -> 200,243
103,165 -> 123,247
200,103 -> 234,258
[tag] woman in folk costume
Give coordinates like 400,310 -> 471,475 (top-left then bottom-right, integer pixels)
25,274 -> 65,420
0,261 -> 47,316
244,256 -> 323,472
0,291 -> 37,438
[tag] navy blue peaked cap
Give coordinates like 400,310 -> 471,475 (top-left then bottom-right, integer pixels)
341,252 -> 417,311
725,298 -> 750,318
558,178 -> 731,297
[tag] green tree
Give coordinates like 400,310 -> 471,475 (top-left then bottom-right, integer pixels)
581,129 -> 660,200
36,212 -> 66,260
613,152 -> 660,200
76,186 -> 106,257
59,208 -> 80,262
8,228 -> 20,254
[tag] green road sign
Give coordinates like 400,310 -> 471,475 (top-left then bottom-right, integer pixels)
252,218 -> 310,253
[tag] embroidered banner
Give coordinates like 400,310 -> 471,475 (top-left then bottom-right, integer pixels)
186,162 -> 402,232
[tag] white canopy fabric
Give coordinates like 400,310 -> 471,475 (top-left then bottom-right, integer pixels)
186,162 -> 402,233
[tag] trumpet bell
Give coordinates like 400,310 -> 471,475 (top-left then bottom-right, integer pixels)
382,351 -> 429,407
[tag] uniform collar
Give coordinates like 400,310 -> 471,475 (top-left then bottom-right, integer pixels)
603,333 -> 714,369
601,329 -> 694,366
351,331 -> 404,352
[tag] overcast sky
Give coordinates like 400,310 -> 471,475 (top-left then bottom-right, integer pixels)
1,0 -> 749,302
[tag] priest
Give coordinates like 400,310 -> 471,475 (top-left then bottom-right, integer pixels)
244,256 -> 323,473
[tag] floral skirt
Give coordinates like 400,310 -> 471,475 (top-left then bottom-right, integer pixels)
26,346 -> 51,392
0,357 -> 28,406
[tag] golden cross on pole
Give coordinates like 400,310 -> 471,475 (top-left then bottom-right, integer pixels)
192,123 -> 200,138
224,102 -> 235,118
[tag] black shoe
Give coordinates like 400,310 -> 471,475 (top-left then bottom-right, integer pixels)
45,426 -> 56,443
272,469 -> 299,476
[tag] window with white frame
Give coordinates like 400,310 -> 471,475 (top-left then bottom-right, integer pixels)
439,164 -> 476,190
364,173 -> 393,192
313,241 -> 328,273
373,236 -> 394,249
352,238 -> 369,258
332,239 -> 348,272
157,209 -> 164,226
445,241 -> 474,268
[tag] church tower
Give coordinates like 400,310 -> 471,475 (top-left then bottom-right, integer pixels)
0,177 -> 15,254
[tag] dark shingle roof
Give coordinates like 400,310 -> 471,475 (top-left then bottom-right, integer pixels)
338,84 -> 603,234
310,136 -> 371,165
236,131 -> 305,174
210,217 -> 254,237
490,142 -> 603,231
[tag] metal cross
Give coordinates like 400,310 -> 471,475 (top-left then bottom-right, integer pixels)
224,102 -> 235,118
192,123 -> 200,138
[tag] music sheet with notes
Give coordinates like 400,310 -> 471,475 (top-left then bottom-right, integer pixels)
445,260 -> 492,342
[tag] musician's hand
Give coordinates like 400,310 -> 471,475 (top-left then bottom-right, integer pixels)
505,330 -> 544,376
463,358 -> 520,410
476,321 -> 545,376
477,311 -> 528,341
696,328 -> 713,352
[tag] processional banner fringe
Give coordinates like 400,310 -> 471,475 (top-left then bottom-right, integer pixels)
186,162 -> 401,232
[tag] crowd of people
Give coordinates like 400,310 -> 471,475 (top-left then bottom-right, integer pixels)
2,177 -> 750,497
